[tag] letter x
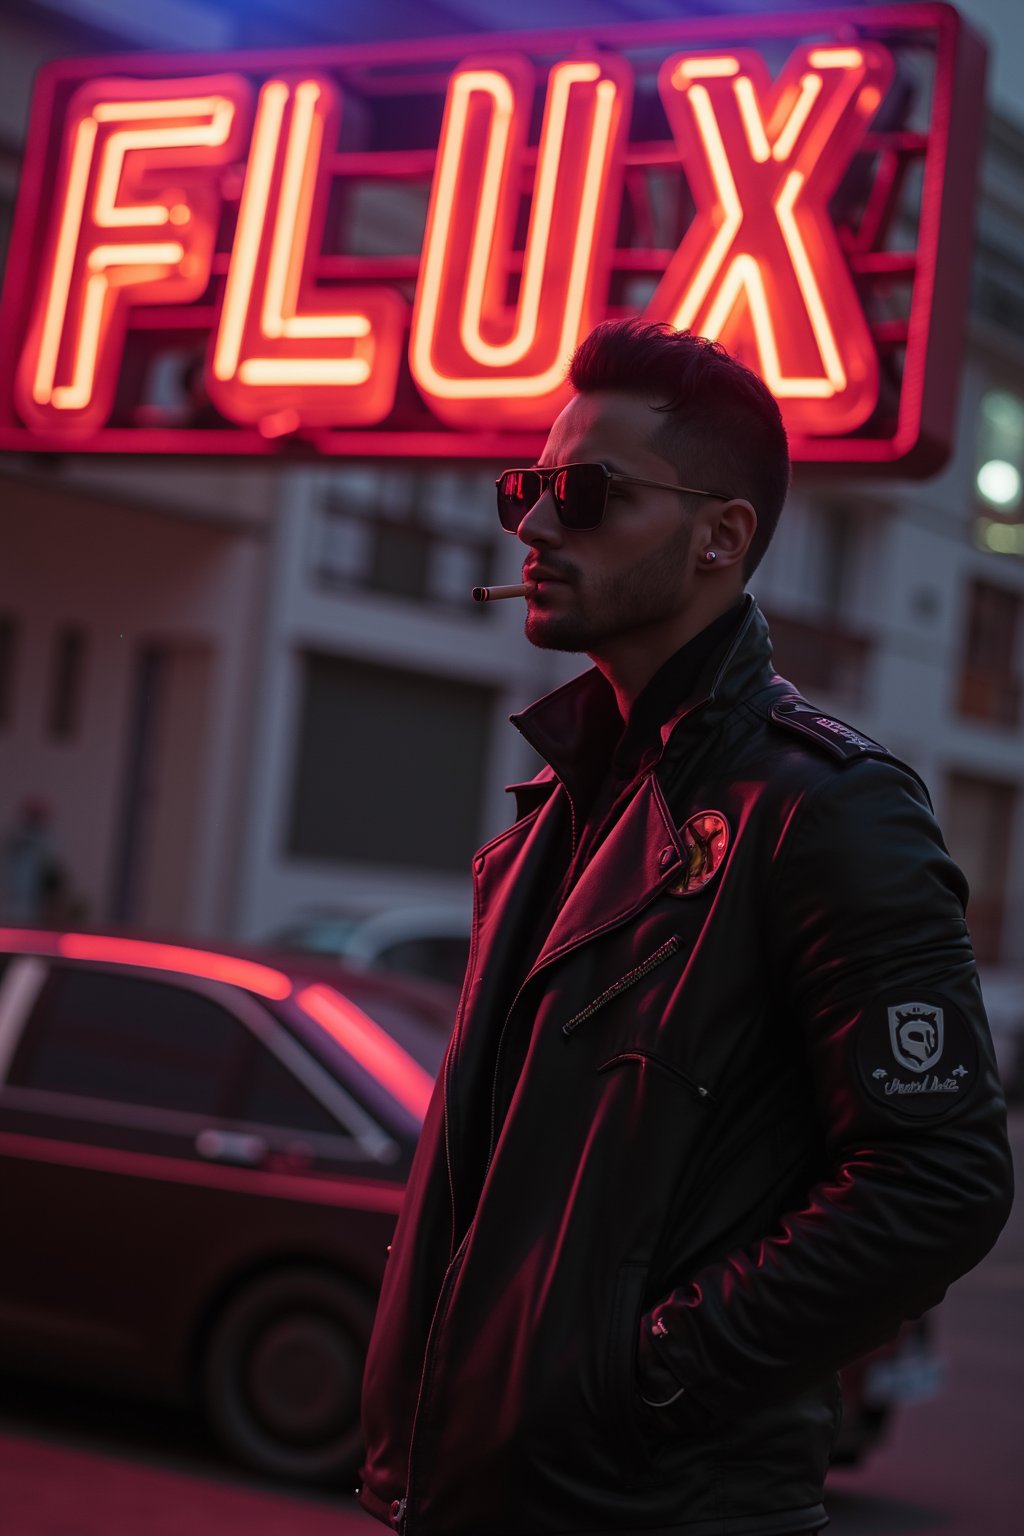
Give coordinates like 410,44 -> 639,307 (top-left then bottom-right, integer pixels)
648,45 -> 894,436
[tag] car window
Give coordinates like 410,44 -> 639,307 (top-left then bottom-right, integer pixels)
8,966 -> 245,1116
237,1039 -> 342,1136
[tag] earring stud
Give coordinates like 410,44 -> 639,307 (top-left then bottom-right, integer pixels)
704,549 -> 717,563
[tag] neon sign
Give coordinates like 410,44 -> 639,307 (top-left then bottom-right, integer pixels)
0,8 -> 986,470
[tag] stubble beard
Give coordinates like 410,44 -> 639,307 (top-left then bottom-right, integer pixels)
524,519 -> 696,654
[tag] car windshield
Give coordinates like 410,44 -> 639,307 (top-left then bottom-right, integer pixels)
288,972 -> 451,1080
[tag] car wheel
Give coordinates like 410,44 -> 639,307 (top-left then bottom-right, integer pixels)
201,1267 -> 373,1484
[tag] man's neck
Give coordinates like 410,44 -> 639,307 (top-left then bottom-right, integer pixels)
588,591 -> 746,720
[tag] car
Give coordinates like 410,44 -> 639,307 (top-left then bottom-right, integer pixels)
0,924 -> 943,1486
828,1317 -> 943,1466
0,925 -> 451,1485
263,903 -> 472,991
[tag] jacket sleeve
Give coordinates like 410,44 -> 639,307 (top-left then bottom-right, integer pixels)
638,757 -> 1014,1425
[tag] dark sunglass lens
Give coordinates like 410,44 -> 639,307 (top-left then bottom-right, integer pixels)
497,469 -> 542,530
555,464 -> 607,529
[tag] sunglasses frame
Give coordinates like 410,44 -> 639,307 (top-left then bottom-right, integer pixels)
495,461 -> 732,532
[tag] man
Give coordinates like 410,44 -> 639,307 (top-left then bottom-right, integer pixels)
359,320 -> 1014,1536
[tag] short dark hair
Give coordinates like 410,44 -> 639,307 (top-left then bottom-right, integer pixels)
567,319 -> 790,577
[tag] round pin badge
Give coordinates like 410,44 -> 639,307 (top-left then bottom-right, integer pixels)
667,812 -> 730,896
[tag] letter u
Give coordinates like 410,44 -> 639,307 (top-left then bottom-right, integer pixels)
409,53 -> 632,429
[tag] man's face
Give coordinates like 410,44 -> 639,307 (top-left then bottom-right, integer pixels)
516,391 -> 705,654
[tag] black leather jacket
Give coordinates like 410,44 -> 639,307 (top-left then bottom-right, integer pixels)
359,599 -> 1013,1536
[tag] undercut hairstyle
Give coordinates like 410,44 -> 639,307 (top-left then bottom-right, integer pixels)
567,319 -> 790,578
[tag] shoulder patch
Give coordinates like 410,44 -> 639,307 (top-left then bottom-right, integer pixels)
770,699 -> 892,763
856,991 -> 979,1120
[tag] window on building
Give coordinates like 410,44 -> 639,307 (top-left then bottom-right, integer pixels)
973,206 -> 1024,344
760,501 -> 874,704
313,467 -> 496,609
288,651 -> 494,872
945,773 -> 1018,964
819,503 -> 855,614
8,967 -> 246,1116
974,390 -> 1024,558
956,579 -> 1023,728
48,625 -> 88,740
0,614 -> 17,728
759,611 -> 871,705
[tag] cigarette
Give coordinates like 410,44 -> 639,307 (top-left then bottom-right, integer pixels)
472,583 -> 531,602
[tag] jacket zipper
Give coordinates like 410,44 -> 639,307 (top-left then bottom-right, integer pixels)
486,1004 -> 521,1169
401,1229 -> 470,1536
485,938 -> 560,1166
561,934 -> 684,1037
444,865 -> 488,1261
401,897 -> 481,1533
443,1057 -> 456,1245
404,930 -> 516,1531
442,1019 -> 462,1264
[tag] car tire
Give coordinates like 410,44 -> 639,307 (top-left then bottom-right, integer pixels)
201,1266 -> 373,1484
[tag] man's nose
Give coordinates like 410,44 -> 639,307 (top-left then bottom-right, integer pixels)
515,486 -> 562,547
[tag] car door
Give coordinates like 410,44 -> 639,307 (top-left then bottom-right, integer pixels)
0,956 -> 398,1397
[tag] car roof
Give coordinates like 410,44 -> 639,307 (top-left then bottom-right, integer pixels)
0,924 -> 453,1125
0,925 -> 456,1025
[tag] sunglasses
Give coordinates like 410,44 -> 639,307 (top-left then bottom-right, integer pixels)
495,462 -> 731,532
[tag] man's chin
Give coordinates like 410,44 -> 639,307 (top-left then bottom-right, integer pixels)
524,612 -> 593,653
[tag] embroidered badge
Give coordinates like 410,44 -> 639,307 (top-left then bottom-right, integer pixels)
667,812 -> 729,896
770,700 -> 890,762
888,1002 -> 943,1073
857,991 -> 979,1119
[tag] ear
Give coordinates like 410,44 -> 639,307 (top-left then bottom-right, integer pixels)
696,498 -> 757,574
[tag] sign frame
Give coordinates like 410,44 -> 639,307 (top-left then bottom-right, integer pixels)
0,5 -> 987,472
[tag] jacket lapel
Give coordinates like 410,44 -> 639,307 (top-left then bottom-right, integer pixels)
468,783 -> 567,1024
527,773 -> 684,979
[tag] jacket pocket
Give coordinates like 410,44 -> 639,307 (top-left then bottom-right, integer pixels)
597,1049 -> 715,1104
562,936 -> 685,1037
607,1260 -> 652,1469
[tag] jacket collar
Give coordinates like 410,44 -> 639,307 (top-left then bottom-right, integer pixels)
508,595 -> 774,806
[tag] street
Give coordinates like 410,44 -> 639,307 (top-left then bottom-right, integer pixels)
1,1110 -> 1020,1536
